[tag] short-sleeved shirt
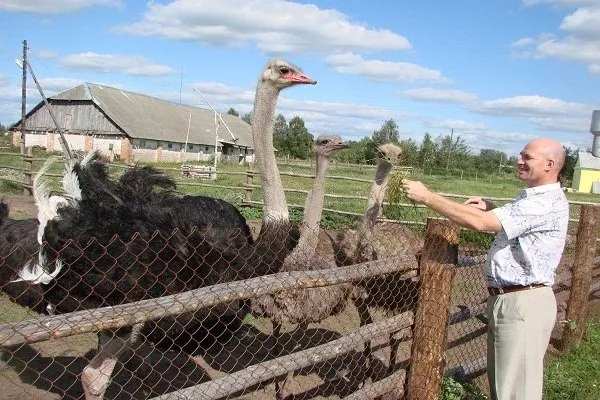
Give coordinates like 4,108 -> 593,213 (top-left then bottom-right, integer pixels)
485,182 -> 569,287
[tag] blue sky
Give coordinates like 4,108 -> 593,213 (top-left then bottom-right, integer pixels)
0,0 -> 599,157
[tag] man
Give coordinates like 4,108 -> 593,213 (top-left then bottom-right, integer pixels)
402,138 -> 569,400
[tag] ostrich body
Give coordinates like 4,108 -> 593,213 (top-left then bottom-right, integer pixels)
0,201 -> 45,313
249,134 -> 352,399
332,143 -> 422,378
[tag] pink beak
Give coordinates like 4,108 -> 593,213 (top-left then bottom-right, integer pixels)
282,71 -> 317,85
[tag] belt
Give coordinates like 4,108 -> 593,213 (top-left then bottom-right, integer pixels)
488,284 -> 546,296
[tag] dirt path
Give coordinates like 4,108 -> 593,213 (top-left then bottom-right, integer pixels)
1,194 -> 37,219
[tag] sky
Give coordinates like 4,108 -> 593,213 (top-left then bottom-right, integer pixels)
0,0 -> 599,158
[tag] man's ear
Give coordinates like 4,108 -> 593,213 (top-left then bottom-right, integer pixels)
546,159 -> 555,172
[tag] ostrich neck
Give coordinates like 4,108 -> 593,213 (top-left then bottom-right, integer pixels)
252,83 -> 289,224
295,154 -> 329,257
362,161 -> 393,231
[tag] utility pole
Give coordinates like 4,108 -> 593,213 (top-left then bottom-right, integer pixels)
20,40 -> 27,155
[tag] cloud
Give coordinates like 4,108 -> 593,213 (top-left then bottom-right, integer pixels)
325,53 -> 450,83
514,2 -> 600,74
403,88 -> 478,103
60,52 -> 176,76
0,0 -> 122,14
114,0 -> 410,55
472,95 -> 590,117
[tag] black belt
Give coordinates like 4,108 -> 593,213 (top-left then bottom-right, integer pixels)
488,284 -> 546,296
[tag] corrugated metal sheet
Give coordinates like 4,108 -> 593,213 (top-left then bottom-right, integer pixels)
23,82 -> 253,149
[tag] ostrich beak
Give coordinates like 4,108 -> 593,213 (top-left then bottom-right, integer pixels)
283,71 -> 317,85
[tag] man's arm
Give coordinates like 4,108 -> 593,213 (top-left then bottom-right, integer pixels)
402,180 -> 502,232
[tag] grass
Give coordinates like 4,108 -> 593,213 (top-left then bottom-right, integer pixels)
544,321 -> 600,400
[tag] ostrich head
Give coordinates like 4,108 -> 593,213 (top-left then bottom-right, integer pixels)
259,60 -> 317,90
314,134 -> 348,158
376,143 -> 402,166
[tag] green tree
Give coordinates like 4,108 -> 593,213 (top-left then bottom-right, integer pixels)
436,133 -> 471,170
226,108 -> 239,117
372,119 -> 400,145
273,114 -> 289,154
399,138 -> 419,166
560,146 -> 578,186
478,148 -> 508,174
419,133 -> 437,167
287,116 -> 313,159
241,112 -> 252,125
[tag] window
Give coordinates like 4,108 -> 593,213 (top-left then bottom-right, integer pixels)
167,143 -> 173,150
140,140 -> 146,148
188,144 -> 193,150
205,146 -> 209,152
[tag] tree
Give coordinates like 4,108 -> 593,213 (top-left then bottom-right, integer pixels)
273,114 -> 289,154
435,133 -> 471,170
287,116 -> 313,159
241,112 -> 252,125
560,146 -> 578,186
226,108 -> 239,117
372,119 -> 400,145
419,133 -> 437,167
478,149 -> 508,174
399,138 -> 419,166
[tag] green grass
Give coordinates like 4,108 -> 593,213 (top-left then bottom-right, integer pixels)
544,321 -> 600,400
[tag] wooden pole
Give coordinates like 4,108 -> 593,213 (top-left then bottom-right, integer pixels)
406,218 -> 459,400
22,146 -> 33,195
244,169 -> 254,205
19,40 -> 27,155
562,204 -> 600,352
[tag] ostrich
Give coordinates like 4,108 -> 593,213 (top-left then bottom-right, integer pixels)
13,59 -> 317,400
332,143 -> 422,378
0,200 -> 45,313
248,134 -> 351,397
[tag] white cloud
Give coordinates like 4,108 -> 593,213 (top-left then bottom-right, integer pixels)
115,0 -> 410,55
325,53 -> 449,83
522,0 -> 600,6
514,3 -> 600,74
60,52 -> 176,76
403,88 -> 477,103
0,0 -> 122,14
472,95 -> 590,117
528,116 -> 592,132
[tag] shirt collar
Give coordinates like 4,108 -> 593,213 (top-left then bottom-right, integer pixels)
519,182 -> 562,198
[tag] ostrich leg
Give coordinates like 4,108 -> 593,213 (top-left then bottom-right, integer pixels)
82,332 -> 127,400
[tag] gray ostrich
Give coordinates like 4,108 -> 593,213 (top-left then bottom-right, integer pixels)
332,143 -> 422,378
249,134 -> 352,398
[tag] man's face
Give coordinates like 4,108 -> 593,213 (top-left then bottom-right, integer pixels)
517,141 -> 549,186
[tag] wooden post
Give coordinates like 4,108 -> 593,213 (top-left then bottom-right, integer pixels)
244,169 -> 254,205
22,146 -> 33,196
562,204 -> 600,352
406,218 -> 459,400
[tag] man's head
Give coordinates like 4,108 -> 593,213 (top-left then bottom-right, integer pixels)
517,138 -> 565,187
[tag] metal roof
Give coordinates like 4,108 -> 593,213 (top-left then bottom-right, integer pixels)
51,83 -> 253,148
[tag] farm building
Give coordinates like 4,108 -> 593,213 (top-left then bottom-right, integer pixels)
572,151 -> 600,193
11,82 -> 254,164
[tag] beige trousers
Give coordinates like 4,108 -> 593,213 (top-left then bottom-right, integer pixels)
487,286 -> 556,400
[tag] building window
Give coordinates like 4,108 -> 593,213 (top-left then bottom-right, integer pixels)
205,146 -> 209,152
140,140 -> 146,148
188,144 -> 193,150
167,143 -> 173,150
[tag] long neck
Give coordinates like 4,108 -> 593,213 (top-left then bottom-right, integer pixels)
295,153 -> 329,257
252,82 -> 289,225
362,160 -> 392,232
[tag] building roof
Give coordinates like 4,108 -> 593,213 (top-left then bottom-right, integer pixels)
51,83 -> 254,148
576,151 -> 600,170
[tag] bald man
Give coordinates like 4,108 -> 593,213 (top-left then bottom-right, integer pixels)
403,138 -> 569,400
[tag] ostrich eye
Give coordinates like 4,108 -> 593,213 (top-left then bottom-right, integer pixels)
279,67 -> 290,74
320,139 -> 330,145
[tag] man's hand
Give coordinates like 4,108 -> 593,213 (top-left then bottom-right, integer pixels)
464,197 -> 496,211
402,179 -> 432,205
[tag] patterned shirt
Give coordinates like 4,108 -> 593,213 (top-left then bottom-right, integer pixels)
485,182 -> 569,287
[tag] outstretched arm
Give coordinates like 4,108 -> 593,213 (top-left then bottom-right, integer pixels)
402,179 -> 502,233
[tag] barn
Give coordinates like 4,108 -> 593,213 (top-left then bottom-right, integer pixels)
11,82 -> 254,164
